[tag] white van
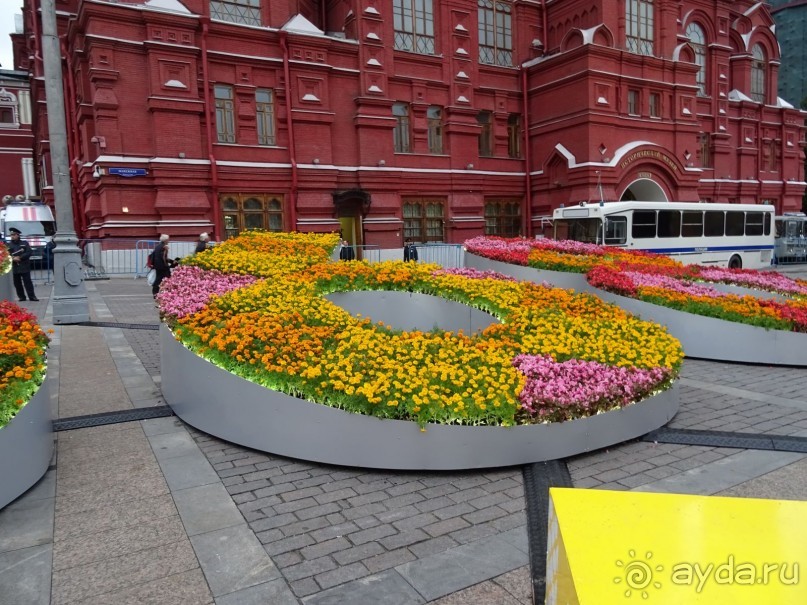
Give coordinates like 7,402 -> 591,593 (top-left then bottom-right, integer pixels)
0,197 -> 57,265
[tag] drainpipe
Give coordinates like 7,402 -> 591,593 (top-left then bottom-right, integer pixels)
200,18 -> 222,239
521,66 -> 533,238
279,30 -> 299,231
30,0 -> 44,77
541,0 -> 548,54
61,39 -> 86,235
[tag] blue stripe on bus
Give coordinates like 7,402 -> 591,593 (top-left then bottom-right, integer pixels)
638,245 -> 774,253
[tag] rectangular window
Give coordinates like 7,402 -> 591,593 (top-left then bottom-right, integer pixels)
215,85 -> 236,143
764,140 -> 778,171
649,92 -> 661,118
745,212 -> 764,236
256,89 -> 275,146
210,0 -> 261,26
393,0 -> 435,54
484,199 -> 521,237
628,90 -> 640,115
626,0 -> 654,56
725,211 -> 745,236
704,211 -> 724,236
657,210 -> 681,238
632,210 -> 657,239
478,111 -> 493,157
699,133 -> 712,168
507,114 -> 520,158
478,0 -> 513,67
681,211 -> 704,237
393,103 -> 411,153
427,106 -> 443,154
220,193 -> 284,240
403,198 -> 445,242
604,216 -> 628,244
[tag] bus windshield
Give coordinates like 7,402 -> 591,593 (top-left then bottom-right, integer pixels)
554,218 -> 602,244
5,221 -> 56,238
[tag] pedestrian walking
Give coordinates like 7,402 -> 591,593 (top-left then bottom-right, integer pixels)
150,234 -> 178,298
6,227 -> 38,301
195,232 -> 210,254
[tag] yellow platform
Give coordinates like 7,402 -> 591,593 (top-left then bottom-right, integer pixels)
546,488 -> 806,604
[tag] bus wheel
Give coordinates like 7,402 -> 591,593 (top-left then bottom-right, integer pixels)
728,255 -> 742,270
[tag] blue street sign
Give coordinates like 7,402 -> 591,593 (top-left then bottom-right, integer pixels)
109,167 -> 148,178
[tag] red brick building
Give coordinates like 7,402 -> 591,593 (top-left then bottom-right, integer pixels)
0,69 -> 35,201
16,0 -> 807,247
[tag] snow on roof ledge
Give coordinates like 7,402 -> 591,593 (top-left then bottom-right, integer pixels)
776,97 -> 794,109
145,0 -> 191,14
728,89 -> 754,102
281,14 -> 324,36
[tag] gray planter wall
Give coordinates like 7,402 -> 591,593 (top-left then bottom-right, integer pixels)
161,326 -> 679,470
0,271 -> 12,302
325,291 -> 499,334
0,380 -> 52,509
706,282 -> 788,301
464,253 -> 592,293
593,288 -> 807,366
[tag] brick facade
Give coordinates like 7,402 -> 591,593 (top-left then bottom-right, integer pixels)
17,0 -> 807,245
0,70 -> 35,201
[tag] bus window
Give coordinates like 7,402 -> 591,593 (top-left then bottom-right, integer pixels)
632,210 -> 657,239
785,220 -> 799,237
555,218 -> 601,243
726,211 -> 744,236
776,219 -> 785,237
604,216 -> 627,244
764,212 -> 771,236
705,211 -> 725,236
745,212 -> 764,236
658,210 -> 681,238
682,211 -> 704,237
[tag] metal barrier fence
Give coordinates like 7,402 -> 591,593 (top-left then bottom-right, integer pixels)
27,239 -> 466,284
333,244 -> 464,268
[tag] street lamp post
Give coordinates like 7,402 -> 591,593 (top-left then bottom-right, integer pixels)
40,0 -> 89,323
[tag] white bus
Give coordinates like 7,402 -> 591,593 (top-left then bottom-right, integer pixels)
551,201 -> 775,269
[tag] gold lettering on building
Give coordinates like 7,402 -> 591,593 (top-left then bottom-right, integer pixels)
620,150 -> 679,173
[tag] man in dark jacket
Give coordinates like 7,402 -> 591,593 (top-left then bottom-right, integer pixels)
151,234 -> 177,298
339,239 -> 355,261
7,227 -> 38,301
403,238 -> 418,262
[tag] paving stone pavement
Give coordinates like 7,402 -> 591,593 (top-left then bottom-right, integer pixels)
2,274 -> 807,604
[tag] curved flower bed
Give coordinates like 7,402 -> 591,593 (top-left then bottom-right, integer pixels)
0,302 -> 49,428
0,301 -> 51,508
465,236 -> 680,273
160,232 -> 681,429
466,236 -> 807,331
588,263 -> 807,333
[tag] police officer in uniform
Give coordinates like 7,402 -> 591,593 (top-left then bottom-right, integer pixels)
6,227 -> 38,301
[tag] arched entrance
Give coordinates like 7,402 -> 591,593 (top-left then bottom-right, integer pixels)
620,178 -> 668,202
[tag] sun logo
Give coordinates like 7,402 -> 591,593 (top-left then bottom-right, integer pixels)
614,549 -> 664,599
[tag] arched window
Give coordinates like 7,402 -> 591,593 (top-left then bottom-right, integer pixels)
0,89 -> 17,126
686,22 -> 707,96
750,44 -> 766,103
